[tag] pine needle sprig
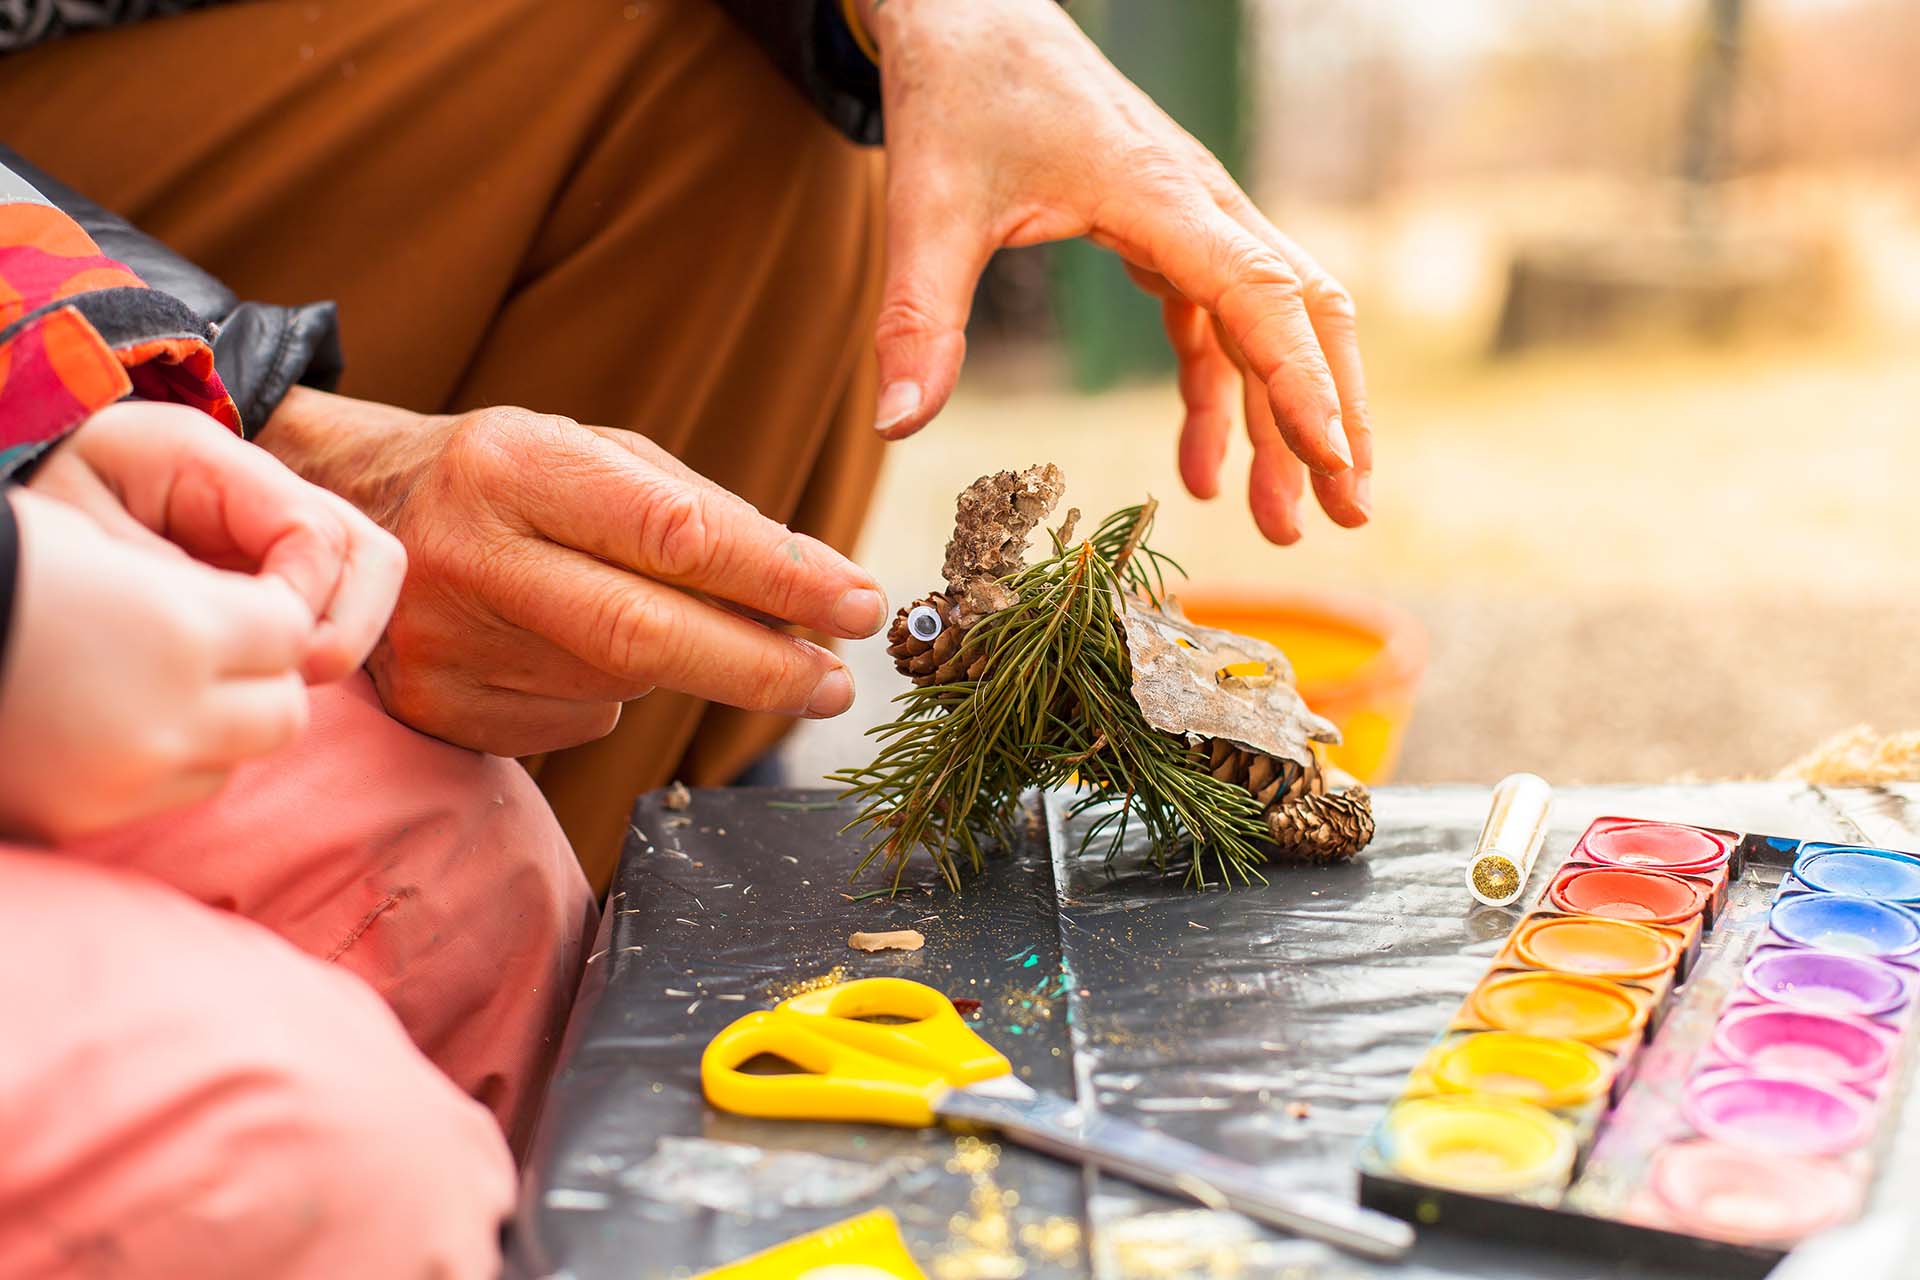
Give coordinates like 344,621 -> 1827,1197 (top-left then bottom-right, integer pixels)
829,501 -> 1271,890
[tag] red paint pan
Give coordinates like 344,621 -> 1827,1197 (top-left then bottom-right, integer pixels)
1550,867 -> 1707,925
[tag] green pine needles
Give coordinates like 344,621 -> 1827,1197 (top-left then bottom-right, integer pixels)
830,502 -> 1273,891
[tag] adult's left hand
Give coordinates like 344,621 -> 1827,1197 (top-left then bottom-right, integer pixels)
856,0 -> 1372,546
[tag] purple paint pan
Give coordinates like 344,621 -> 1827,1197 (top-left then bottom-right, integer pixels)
1684,1072 -> 1871,1157
1745,948 -> 1910,1019
1712,1006 -> 1892,1086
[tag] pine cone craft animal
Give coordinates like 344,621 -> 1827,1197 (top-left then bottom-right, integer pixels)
877,464 -> 1376,869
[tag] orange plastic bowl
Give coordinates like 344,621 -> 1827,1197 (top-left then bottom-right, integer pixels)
1176,585 -> 1427,784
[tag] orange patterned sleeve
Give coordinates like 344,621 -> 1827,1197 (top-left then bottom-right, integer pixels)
0,176 -> 238,480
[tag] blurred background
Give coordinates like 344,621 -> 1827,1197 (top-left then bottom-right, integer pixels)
785,0 -> 1920,789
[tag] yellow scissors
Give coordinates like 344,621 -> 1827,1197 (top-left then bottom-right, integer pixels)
701,977 -> 1411,1260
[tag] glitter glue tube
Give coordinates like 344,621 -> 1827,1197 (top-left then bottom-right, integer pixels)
1467,773 -> 1553,907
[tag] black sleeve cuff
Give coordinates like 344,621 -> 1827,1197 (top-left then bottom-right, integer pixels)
0,490 -> 18,698
1,146 -> 345,437
710,0 -> 884,146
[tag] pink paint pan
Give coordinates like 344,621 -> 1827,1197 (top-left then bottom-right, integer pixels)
1582,821 -> 1730,875
1649,1139 -> 1858,1244
1712,1005 -> 1892,1087
1684,1071 -> 1871,1157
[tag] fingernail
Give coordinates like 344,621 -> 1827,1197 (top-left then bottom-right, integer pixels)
874,381 -> 922,435
1326,416 -> 1354,469
1354,474 -> 1372,515
806,667 -> 855,718
833,587 -> 888,636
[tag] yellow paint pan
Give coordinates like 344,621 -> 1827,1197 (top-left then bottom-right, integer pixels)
1515,915 -> 1680,981
1430,1031 -> 1613,1109
1470,971 -> 1642,1043
1384,1095 -> 1576,1195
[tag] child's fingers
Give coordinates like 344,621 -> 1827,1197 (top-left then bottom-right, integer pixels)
76,402 -> 353,618
298,495 -> 407,683
194,673 -> 311,768
74,402 -> 405,676
195,570 -> 317,678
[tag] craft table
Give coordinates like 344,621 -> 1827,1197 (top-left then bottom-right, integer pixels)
507,783 -> 1920,1279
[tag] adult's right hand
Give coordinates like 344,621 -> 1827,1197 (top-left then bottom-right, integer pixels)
256,388 -> 888,757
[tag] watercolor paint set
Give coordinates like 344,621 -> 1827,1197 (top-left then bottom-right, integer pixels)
1356,818 -> 1920,1276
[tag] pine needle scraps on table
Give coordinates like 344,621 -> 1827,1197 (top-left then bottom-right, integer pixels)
830,502 -> 1272,891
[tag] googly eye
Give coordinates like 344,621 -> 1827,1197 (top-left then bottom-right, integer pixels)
907,604 -> 945,642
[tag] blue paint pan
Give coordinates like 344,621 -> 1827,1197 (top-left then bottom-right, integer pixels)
1771,893 -> 1920,960
1793,846 -> 1920,904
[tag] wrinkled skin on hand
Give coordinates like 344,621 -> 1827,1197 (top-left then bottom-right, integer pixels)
258,389 -> 888,758
859,0 -> 1373,545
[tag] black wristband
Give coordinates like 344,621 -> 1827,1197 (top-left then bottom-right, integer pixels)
0,489 -> 17,697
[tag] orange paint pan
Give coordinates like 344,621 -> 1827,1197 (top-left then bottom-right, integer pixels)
1515,916 -> 1681,981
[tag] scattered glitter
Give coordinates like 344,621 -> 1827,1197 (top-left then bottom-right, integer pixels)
932,1138 -> 1082,1279
770,967 -> 849,1000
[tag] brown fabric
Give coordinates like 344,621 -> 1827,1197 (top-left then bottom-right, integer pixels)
0,0 -> 886,892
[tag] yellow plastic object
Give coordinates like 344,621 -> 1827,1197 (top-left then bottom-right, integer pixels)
700,1208 -> 928,1279
1384,1095 -> 1576,1195
780,978 -> 1012,1084
1178,586 -> 1426,784
1429,1032 -> 1613,1109
701,979 -> 1012,1129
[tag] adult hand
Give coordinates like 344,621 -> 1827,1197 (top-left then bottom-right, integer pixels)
28,401 -> 405,684
0,489 -> 316,842
255,388 -> 888,757
857,0 -> 1372,545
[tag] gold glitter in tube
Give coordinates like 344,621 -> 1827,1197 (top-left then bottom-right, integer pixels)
1472,855 -> 1521,902
1466,773 -> 1552,907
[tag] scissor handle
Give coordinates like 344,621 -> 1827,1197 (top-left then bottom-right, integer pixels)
779,977 -> 1011,1086
700,1010 -> 946,1127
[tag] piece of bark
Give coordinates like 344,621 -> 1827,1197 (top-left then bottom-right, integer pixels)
848,929 -> 926,953
1120,600 -> 1338,769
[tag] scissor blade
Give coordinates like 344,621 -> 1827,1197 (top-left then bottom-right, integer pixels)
935,1084 -> 1412,1261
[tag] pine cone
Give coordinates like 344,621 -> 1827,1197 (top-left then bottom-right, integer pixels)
1204,738 -> 1322,807
1265,784 -> 1374,864
886,593 -> 987,687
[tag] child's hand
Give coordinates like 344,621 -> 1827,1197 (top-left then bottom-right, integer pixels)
0,489 -> 319,842
28,402 -> 406,684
